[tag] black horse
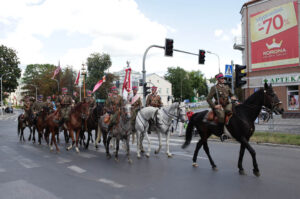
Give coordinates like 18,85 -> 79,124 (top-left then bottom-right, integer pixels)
182,83 -> 283,176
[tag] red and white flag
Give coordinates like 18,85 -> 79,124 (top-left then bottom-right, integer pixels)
92,76 -> 106,93
51,62 -> 61,79
122,67 -> 131,93
74,70 -> 80,85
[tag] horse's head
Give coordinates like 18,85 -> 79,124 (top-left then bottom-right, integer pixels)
95,103 -> 104,118
122,103 -> 132,120
76,102 -> 90,119
177,102 -> 187,122
263,83 -> 284,115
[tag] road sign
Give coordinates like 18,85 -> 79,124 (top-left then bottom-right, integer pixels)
225,64 -> 233,78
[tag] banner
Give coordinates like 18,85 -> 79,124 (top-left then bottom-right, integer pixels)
74,70 -> 80,85
250,1 -> 299,71
51,62 -> 61,79
92,76 -> 106,93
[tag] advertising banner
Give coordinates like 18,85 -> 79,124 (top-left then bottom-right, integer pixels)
250,1 -> 299,71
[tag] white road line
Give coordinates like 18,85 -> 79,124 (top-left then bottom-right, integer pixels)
21,144 -> 41,153
16,156 -> 40,169
98,178 -> 125,188
0,168 -> 6,172
172,152 -> 208,159
67,165 -> 86,174
56,157 -> 71,164
78,152 -> 97,159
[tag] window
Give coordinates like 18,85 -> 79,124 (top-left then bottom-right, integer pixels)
159,88 -> 161,94
166,88 -> 169,94
287,86 -> 299,110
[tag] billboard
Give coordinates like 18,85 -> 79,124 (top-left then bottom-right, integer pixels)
250,1 -> 299,71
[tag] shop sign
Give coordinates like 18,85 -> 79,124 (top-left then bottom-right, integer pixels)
262,74 -> 300,84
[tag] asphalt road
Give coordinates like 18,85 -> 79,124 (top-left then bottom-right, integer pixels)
0,111 -> 300,199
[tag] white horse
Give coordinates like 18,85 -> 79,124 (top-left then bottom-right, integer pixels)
135,102 -> 187,158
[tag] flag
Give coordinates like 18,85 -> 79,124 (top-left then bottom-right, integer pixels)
74,70 -> 80,85
92,76 -> 106,93
122,67 -> 131,93
51,62 -> 61,79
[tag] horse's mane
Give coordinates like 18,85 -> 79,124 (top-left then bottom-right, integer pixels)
242,88 -> 264,105
73,102 -> 88,112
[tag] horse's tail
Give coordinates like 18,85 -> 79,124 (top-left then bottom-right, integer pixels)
182,110 -> 208,149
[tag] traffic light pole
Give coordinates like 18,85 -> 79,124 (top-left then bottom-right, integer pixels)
231,60 -> 234,94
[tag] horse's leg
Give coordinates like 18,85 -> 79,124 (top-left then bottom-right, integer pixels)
85,130 -> 90,149
90,130 -> 94,143
102,130 -> 107,149
165,130 -> 172,158
106,135 -> 112,159
64,129 -> 69,144
53,131 -> 60,153
241,137 -> 260,177
66,128 -> 75,151
238,144 -> 246,175
50,130 -> 54,151
56,133 -> 60,144
22,127 -> 25,142
126,136 -> 132,164
136,130 -> 141,159
144,129 -> 151,158
203,141 -> 217,170
154,132 -> 162,155
32,126 -> 36,144
28,127 -> 32,141
115,138 -> 119,162
192,139 -> 204,167
75,129 -> 80,153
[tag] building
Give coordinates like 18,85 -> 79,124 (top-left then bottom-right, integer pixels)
235,0 -> 300,117
8,79 -> 26,106
113,69 -> 173,106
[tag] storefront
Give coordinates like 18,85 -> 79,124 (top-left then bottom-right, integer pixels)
238,0 -> 300,117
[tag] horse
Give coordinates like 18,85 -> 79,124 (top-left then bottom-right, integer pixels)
64,102 -> 90,153
182,83 -> 283,177
83,103 -> 104,149
135,102 -> 187,159
32,106 -> 50,144
105,103 -> 133,163
17,109 -> 34,142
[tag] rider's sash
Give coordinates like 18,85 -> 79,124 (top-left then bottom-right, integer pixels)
131,94 -> 140,105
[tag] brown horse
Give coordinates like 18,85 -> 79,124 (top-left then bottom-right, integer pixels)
65,102 -> 90,153
18,109 -> 34,142
44,109 -> 60,152
32,106 -> 50,144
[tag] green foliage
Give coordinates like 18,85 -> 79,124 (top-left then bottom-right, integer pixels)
86,53 -> 112,99
60,66 -> 76,95
188,70 -> 208,97
208,77 -> 216,84
0,45 -> 21,98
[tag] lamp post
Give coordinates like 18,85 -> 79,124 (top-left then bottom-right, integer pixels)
27,84 -> 38,100
81,63 -> 87,98
207,51 -> 221,73
51,78 -> 59,95
1,72 -> 11,115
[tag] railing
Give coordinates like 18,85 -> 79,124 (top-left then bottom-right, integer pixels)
233,37 -> 245,50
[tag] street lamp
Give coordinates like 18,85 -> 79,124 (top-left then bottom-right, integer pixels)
81,63 -> 87,98
27,84 -> 38,100
207,51 -> 221,73
1,72 -> 12,115
51,78 -> 59,95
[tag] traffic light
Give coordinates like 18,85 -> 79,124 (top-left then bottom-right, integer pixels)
235,64 -> 247,88
143,83 -> 151,97
199,50 -> 205,64
224,77 -> 232,87
165,38 -> 174,57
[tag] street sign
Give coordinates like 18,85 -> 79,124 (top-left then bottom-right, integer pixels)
225,64 -> 233,78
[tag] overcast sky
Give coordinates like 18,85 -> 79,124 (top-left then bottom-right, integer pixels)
0,0 -> 245,78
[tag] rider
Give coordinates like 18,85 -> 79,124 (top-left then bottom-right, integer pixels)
73,91 -> 80,104
46,96 -> 54,112
104,86 -> 124,133
206,72 -> 237,141
146,86 -> 163,108
32,94 -> 46,121
54,87 -> 73,128
129,86 -> 142,131
84,90 -> 96,110
22,96 -> 32,125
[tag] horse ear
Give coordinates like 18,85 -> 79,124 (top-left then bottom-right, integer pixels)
269,83 -> 273,89
264,82 -> 268,90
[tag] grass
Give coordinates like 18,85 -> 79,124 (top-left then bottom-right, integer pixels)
209,132 -> 300,146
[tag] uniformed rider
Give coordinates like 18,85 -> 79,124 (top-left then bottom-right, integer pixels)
129,86 -> 142,131
146,86 -> 163,108
54,87 -> 73,128
32,94 -> 46,121
46,96 -> 54,112
22,96 -> 32,124
84,90 -> 96,110
104,86 -> 124,132
206,73 -> 237,141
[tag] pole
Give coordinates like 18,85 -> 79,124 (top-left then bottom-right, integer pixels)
180,77 -> 182,102
1,72 -> 11,115
231,60 -> 234,94
83,75 -> 85,98
79,86 -> 82,102
207,51 -> 220,73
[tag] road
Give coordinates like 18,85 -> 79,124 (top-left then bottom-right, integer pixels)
0,110 -> 300,199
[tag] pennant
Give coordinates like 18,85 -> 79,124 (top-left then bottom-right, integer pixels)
51,62 -> 61,79
92,75 -> 106,93
74,70 -> 80,85
122,67 -> 131,93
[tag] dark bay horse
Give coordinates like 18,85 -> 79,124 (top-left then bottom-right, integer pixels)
83,103 -> 104,149
182,83 -> 283,176
106,103 -> 133,163
32,106 -> 50,144
18,110 -> 34,142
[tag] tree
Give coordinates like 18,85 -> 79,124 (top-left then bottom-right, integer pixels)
0,45 -> 21,101
22,64 -> 57,97
188,70 -> 208,97
164,67 -> 193,101
60,66 -> 76,96
86,53 -> 112,99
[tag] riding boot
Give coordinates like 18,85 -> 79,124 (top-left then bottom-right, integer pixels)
58,118 -> 65,132
216,122 -> 225,142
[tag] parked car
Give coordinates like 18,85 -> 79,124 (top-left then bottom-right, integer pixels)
4,104 -> 13,113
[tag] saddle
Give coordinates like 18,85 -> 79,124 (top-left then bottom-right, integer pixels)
204,110 -> 233,125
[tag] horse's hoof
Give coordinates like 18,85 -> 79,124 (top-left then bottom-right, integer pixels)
115,158 -> 119,162
50,146 -> 54,151
239,169 -> 246,175
106,154 -> 111,159
192,162 -> 198,167
253,169 -> 260,177
56,150 -> 60,154
66,145 -> 72,151
154,150 -> 159,154
212,166 -> 218,171
167,153 -> 173,158
137,155 -> 141,159
128,159 -> 133,164
95,145 -> 98,149
141,149 -> 145,153
75,147 -> 80,153
145,153 -> 150,158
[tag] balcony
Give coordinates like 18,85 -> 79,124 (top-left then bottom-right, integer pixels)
233,37 -> 245,51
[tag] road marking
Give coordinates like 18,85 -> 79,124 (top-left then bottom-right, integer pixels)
21,144 -> 41,153
67,165 -> 86,174
98,178 -> 125,188
0,168 -> 6,172
78,152 -> 97,159
172,152 -> 208,159
56,157 -> 71,164
0,145 -> 18,156
16,156 -> 40,169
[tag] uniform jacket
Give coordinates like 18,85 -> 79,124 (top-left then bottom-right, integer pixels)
146,93 -> 163,108
206,83 -> 233,109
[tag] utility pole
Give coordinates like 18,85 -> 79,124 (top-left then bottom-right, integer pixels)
231,60 -> 234,94
1,72 -> 11,115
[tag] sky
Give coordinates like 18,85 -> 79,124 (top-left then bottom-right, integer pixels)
0,0 -> 246,79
